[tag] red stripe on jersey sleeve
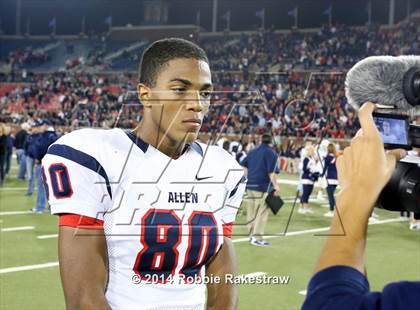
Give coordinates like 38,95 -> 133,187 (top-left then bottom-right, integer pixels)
223,222 -> 234,238
59,213 -> 104,230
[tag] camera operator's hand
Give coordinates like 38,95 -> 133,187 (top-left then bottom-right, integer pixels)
314,102 -> 406,275
336,102 -> 407,212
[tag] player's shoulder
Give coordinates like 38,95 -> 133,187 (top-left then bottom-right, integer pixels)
197,142 -> 242,169
49,128 -> 127,156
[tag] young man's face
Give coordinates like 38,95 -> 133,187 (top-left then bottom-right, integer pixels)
140,58 -> 212,145
383,121 -> 391,135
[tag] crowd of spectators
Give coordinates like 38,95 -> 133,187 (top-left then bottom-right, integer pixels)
2,20 -> 417,74
0,70 -> 357,139
5,47 -> 50,69
0,21 -> 418,140
204,21 -> 419,71
203,71 -> 356,138
0,72 -> 138,129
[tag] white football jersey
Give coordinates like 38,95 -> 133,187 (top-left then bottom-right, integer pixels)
42,128 -> 246,310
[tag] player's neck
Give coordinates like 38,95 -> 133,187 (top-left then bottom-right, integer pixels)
133,123 -> 187,158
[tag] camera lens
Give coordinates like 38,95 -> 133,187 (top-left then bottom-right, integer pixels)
403,67 -> 420,106
377,162 -> 420,213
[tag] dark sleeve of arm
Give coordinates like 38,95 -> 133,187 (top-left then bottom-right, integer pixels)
303,266 -> 420,310
322,156 -> 331,177
302,158 -> 309,174
303,266 -> 378,310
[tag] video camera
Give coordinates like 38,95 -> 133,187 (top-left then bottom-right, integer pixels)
345,56 -> 420,214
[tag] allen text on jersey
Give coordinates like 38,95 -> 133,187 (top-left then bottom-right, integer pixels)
168,192 -> 198,203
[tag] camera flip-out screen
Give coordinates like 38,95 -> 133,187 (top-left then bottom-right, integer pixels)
373,113 -> 410,148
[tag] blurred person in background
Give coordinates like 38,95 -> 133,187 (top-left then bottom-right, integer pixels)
236,142 -> 248,164
0,124 -> 7,186
229,138 -> 243,158
14,123 -> 29,180
241,133 -> 280,247
297,141 -> 312,201
321,143 -> 338,217
31,120 -> 58,213
24,123 -> 41,196
315,140 -> 330,201
298,145 -> 320,214
4,126 -> 14,177
222,140 -> 231,154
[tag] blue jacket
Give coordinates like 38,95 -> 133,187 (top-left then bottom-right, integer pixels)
6,135 -> 14,154
301,157 -> 319,184
241,144 -> 278,193
34,131 -> 58,161
25,133 -> 41,159
322,154 -> 338,184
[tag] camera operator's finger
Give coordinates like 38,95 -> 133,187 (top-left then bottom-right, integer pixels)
386,149 -> 407,161
358,102 -> 380,139
385,149 -> 407,174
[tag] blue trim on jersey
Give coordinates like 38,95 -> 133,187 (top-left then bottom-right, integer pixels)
228,175 -> 247,198
47,144 -> 112,199
125,131 -> 149,153
190,142 -> 203,157
125,130 -> 203,157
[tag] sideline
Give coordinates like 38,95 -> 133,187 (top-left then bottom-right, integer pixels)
1,226 -> 34,232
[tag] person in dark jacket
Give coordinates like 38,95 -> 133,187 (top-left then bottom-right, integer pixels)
321,143 -> 338,217
31,120 -> 58,213
14,123 -> 30,180
5,126 -> 14,177
240,134 -> 280,247
25,123 -> 41,195
0,124 -> 7,186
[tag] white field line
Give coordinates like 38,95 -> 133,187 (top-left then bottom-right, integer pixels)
37,234 -> 58,239
0,219 -> 406,273
299,290 -> 307,296
232,218 -> 406,243
0,187 -> 27,191
367,218 -> 407,225
0,262 -> 59,274
0,211 -> 32,216
1,226 -> 34,232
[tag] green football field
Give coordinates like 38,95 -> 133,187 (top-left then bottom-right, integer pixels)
1,162 -> 419,310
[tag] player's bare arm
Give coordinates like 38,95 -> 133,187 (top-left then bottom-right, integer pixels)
205,237 -> 238,310
59,227 -> 110,310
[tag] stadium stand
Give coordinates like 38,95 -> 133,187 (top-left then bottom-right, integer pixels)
0,20 -> 418,139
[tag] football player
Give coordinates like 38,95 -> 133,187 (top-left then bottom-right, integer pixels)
42,38 -> 246,310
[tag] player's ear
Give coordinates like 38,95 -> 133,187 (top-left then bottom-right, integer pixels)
137,83 -> 151,108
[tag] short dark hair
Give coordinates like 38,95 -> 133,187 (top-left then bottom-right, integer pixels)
261,134 -> 272,144
138,38 -> 209,87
